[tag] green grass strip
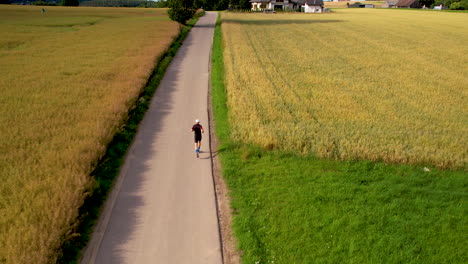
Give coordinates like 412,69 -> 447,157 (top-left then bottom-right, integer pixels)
211,12 -> 468,264
211,14 -> 230,143
58,11 -> 206,264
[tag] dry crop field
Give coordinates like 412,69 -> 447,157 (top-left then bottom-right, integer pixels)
222,9 -> 467,168
0,5 -> 178,264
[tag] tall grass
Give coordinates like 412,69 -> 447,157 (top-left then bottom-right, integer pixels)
0,6 -> 179,264
221,9 -> 468,168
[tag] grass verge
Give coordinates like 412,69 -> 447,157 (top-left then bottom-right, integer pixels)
220,149 -> 467,263
211,14 -> 229,144
211,12 -> 468,264
58,11 -> 205,263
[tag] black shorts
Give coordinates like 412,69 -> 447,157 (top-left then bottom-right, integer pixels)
194,135 -> 202,143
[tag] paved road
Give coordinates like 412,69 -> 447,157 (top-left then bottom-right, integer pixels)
81,12 -> 222,264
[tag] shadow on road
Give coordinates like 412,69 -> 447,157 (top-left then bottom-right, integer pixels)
101,62 -> 180,264
101,25 -> 206,263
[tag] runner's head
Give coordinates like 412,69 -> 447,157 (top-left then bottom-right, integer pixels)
195,119 -> 200,124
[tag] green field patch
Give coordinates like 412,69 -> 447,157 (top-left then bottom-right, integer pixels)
21,17 -> 103,29
38,20 -> 101,27
0,40 -> 26,51
221,148 -> 467,263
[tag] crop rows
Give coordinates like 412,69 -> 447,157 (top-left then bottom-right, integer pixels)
0,6 -> 178,264
221,9 -> 467,168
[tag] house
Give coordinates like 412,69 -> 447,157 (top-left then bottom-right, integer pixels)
250,0 -> 272,10
395,0 -> 421,8
381,0 -> 399,8
303,0 -> 324,12
433,4 -> 448,10
250,0 -> 324,13
251,0 -> 298,11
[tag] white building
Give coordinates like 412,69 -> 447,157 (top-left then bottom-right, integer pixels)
250,0 -> 324,13
304,0 -> 324,12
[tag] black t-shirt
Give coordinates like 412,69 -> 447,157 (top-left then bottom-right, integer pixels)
192,124 -> 203,138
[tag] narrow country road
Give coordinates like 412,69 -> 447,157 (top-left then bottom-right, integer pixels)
80,12 -> 222,264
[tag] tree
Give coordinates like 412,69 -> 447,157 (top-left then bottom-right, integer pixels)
214,0 -> 229,10
419,0 -> 435,7
194,0 -> 210,9
151,0 -> 169,7
62,0 -> 79,6
432,0 -> 467,8
168,0 -> 196,24
449,0 -> 468,9
238,0 -> 250,9
228,0 -> 238,9
192,0 -> 228,10
33,1 -> 58,5
227,0 -> 250,10
168,0 -> 194,9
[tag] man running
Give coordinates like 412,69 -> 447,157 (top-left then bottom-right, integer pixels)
191,119 -> 204,158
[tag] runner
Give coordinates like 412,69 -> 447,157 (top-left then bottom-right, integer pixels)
191,119 -> 204,158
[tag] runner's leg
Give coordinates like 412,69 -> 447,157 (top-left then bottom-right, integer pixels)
195,140 -> 200,157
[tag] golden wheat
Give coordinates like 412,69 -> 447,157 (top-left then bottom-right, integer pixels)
222,9 -> 467,168
0,5 -> 178,264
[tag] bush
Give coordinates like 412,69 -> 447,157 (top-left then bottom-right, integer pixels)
168,7 -> 196,24
150,0 -> 169,7
433,0 -> 468,9
62,0 -> 79,6
450,1 -> 462,8
449,0 -> 468,9
33,1 -> 58,5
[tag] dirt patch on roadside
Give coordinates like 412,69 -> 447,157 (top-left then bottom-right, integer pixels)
212,145 -> 241,264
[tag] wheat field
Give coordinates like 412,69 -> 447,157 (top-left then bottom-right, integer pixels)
0,5 -> 178,264
222,9 -> 467,168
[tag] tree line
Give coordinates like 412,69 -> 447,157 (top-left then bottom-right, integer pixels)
420,0 -> 467,9
2,0 -> 249,10
80,0 -> 153,7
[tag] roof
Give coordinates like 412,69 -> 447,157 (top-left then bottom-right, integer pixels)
385,0 -> 398,4
396,0 -> 420,6
249,0 -> 270,2
305,0 -> 324,5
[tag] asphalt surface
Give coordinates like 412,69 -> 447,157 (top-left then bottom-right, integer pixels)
80,12 -> 222,264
